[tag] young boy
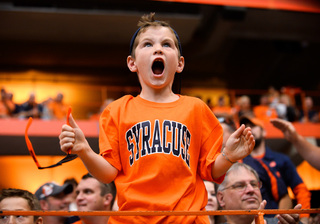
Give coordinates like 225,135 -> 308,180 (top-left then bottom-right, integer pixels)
59,13 -> 255,223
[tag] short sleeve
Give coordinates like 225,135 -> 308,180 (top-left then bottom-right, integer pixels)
99,105 -> 122,171
196,102 -> 224,182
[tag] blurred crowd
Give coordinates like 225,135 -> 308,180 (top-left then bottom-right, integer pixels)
1,86 -> 319,123
0,87 -> 68,120
1,85 -> 320,224
210,86 -> 320,124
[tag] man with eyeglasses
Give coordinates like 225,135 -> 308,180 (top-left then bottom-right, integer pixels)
239,115 -> 310,224
216,163 -> 302,224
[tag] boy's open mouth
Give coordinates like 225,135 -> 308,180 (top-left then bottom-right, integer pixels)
152,59 -> 164,75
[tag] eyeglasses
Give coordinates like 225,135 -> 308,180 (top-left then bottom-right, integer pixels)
220,180 -> 262,192
25,107 -> 78,169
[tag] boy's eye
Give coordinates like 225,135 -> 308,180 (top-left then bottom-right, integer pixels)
163,42 -> 171,47
144,42 -> 152,47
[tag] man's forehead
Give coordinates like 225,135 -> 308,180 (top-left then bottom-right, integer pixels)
0,197 -> 30,210
78,178 -> 100,189
228,167 -> 257,183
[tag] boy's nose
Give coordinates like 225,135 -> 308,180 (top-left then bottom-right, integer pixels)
153,45 -> 163,55
154,49 -> 163,55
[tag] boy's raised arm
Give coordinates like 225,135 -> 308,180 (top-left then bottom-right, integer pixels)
211,124 -> 255,179
59,113 -> 118,183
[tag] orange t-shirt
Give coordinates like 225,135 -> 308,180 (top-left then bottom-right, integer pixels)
48,101 -> 68,120
99,95 -> 224,223
0,101 -> 9,117
253,105 -> 278,122
212,106 -> 233,115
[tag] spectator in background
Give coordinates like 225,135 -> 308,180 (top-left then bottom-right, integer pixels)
219,116 -> 294,213
216,163 -> 302,224
5,91 -> 20,116
0,188 -> 43,224
48,93 -> 68,120
267,86 -> 280,107
206,98 -> 214,110
69,173 -> 116,224
0,88 -> 19,117
18,93 -> 43,119
253,94 -> 278,122
0,87 -> 10,118
212,95 -> 234,121
64,178 -> 78,211
218,116 -> 237,149
89,98 -> 114,120
276,94 -> 298,122
204,180 -> 224,224
240,115 -> 310,223
41,97 -> 54,120
236,95 -> 254,119
300,96 -> 319,123
35,182 -> 74,224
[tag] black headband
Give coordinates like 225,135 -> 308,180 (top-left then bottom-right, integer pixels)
129,26 -> 182,56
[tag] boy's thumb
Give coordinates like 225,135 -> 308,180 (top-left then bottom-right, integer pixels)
68,113 -> 79,129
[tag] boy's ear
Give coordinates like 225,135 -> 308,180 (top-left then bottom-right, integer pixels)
176,56 -> 185,73
127,56 -> 137,72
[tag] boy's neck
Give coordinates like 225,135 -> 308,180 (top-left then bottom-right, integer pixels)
140,90 -> 179,103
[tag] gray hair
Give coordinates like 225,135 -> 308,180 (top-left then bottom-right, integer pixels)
217,163 -> 260,191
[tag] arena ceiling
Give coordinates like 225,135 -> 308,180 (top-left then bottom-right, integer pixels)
0,0 -> 320,91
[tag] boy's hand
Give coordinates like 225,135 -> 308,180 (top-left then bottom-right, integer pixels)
59,113 -> 89,154
223,124 -> 255,162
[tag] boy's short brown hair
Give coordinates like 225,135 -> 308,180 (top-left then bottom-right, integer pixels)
129,12 -> 182,58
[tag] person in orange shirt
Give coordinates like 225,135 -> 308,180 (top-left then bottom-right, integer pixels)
212,95 -> 235,120
0,87 -> 16,118
59,13 -> 255,224
253,94 -> 278,122
48,93 -> 68,120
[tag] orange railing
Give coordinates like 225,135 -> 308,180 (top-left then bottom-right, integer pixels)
1,209 -> 320,224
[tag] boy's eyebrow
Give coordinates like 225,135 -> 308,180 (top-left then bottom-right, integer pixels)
129,26 -> 182,55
